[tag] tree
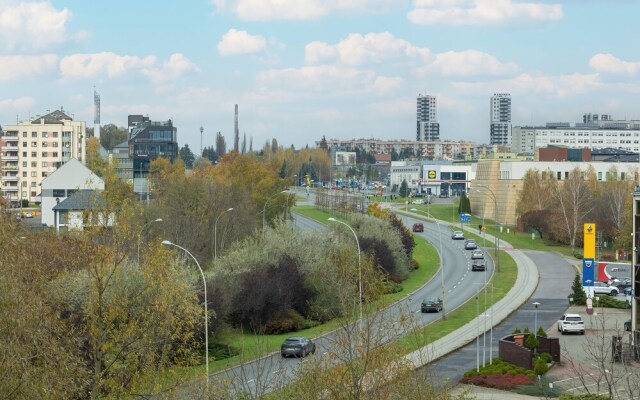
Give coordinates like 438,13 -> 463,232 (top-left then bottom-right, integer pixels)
216,132 -> 226,157
570,273 -> 587,305
458,192 -> 471,214
202,145 -> 218,164
399,179 -> 409,198
97,123 -> 129,150
271,138 -> 278,153
179,144 -> 195,169
516,169 -> 555,217
86,137 -> 107,177
319,135 -> 329,153
552,166 -> 594,252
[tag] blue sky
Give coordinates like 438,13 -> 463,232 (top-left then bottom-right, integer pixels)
1,0 -> 639,152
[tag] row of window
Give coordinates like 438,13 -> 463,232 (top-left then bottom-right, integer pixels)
23,131 -> 60,138
19,152 -> 60,159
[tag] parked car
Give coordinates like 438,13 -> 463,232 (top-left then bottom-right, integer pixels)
591,281 -> 619,296
280,337 -> 316,358
464,239 -> 477,250
471,249 -> 484,260
624,287 -> 634,296
610,277 -> 632,291
451,231 -> 464,240
557,313 -> 585,335
421,297 -> 443,313
471,259 -> 486,271
412,223 -> 424,232
24,212 -> 33,218
624,319 -> 631,331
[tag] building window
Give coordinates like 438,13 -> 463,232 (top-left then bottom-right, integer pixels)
597,172 -> 602,181
31,162 -> 36,167
53,152 -> 58,157
53,132 -> 58,138
21,182 -> 27,187
42,142 -> 48,147
30,182 -> 36,187
557,171 -> 561,180
565,172 -> 569,179
22,152 -> 26,157
31,132 -> 37,137
42,161 -> 47,167
31,191 -> 36,197
42,132 -> 48,138
31,171 -> 36,177
31,142 -> 37,147
22,172 -> 26,177
22,141 -> 26,147
53,142 -> 58,147
42,152 -> 47,157
22,132 -> 27,137
31,152 -> 36,157
53,189 -> 65,197
22,161 -> 27,167
42,172 -> 47,177
22,191 -> 27,198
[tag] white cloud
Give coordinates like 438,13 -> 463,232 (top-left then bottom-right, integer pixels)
0,54 -> 58,81
0,1 -> 81,50
218,29 -> 267,56
258,65 -> 401,95
452,72 -> 602,97
305,32 -> 430,66
408,0 -> 563,26
211,0 -> 406,21
0,96 -> 36,111
589,53 -> 640,76
60,52 -> 157,79
142,53 -> 200,83
418,50 -> 518,77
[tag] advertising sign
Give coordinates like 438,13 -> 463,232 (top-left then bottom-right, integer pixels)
427,170 -> 436,179
582,258 -> 595,287
583,223 -> 596,259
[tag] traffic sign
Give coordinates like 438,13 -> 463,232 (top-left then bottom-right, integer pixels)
586,307 -> 594,315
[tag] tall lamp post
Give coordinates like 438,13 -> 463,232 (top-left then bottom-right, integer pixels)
137,218 -> 163,265
161,240 -> 209,385
413,208 -> 445,319
474,185 -> 500,272
214,208 -> 234,261
262,191 -> 286,235
533,302 -> 540,336
328,218 -> 362,326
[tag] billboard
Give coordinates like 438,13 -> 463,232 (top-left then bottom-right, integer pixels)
334,151 -> 356,166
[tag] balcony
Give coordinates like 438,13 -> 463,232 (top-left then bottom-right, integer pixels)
1,134 -> 18,141
0,155 -> 18,161
1,145 -> 18,151
1,185 -> 18,192
0,164 -> 18,170
1,175 -> 18,182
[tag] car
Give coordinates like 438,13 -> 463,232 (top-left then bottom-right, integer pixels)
451,231 -> 464,240
471,249 -> 484,259
624,287 -> 634,296
280,337 -> 316,358
464,240 -> 478,250
557,313 -> 585,335
439,193 -> 448,198
421,297 -> 443,313
24,212 -> 33,218
471,259 -> 486,271
624,319 -> 631,331
610,278 -> 632,291
412,223 -> 424,232
591,281 -> 619,296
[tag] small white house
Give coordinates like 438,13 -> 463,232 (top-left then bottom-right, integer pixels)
52,190 -> 114,232
40,159 -> 104,226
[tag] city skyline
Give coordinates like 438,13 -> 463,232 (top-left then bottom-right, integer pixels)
1,0 -> 639,151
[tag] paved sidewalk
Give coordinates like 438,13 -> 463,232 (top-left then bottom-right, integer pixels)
454,384 -> 544,399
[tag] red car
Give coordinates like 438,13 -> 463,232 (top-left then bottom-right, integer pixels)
412,223 -> 424,232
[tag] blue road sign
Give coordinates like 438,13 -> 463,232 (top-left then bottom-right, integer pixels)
460,212 -> 471,223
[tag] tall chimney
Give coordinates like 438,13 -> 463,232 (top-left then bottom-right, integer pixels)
234,104 -> 239,152
94,87 -> 101,140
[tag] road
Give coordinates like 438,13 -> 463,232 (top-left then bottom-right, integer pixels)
210,207 -> 494,397
417,250 -> 576,382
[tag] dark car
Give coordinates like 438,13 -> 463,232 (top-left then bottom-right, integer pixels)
612,278 -> 632,291
421,297 -> 443,313
471,259 -> 486,271
412,223 -> 424,232
624,319 -> 631,331
464,239 -> 477,250
624,287 -> 634,296
281,337 -> 316,358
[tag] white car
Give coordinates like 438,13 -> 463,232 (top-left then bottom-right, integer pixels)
451,231 -> 464,240
591,281 -> 619,296
558,313 -> 585,335
471,249 -> 484,259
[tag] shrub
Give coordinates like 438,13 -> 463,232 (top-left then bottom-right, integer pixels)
559,395 -> 610,400
536,326 -> 548,337
461,373 -> 534,390
535,352 -> 552,363
513,327 -> 522,334
523,327 -> 531,333
597,295 -> 629,309
533,358 -> 549,375
524,334 -> 539,350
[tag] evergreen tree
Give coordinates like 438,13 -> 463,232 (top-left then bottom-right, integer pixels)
399,179 -> 409,198
319,135 -> 329,153
279,161 -> 288,178
570,273 -> 587,305
202,145 -> 218,164
458,192 -> 471,214
178,144 -> 195,169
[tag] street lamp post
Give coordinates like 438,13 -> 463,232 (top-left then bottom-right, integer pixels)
137,218 -> 163,265
262,191 -> 286,235
328,218 -> 362,327
474,185 -> 500,272
533,302 -> 540,337
414,208 -> 445,319
161,240 -> 209,385
214,208 -> 234,261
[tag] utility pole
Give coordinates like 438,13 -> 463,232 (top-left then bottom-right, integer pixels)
200,126 -> 204,156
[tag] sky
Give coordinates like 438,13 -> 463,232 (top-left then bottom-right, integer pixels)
0,0 -> 639,152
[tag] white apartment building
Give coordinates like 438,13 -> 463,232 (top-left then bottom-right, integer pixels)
1,109 -> 86,204
417,93 -> 440,141
512,120 -> 640,155
490,93 -> 511,145
323,139 -> 475,160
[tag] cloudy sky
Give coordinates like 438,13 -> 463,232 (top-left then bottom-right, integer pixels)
1,0 -> 638,151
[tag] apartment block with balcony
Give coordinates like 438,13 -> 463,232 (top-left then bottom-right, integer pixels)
2,109 -> 86,204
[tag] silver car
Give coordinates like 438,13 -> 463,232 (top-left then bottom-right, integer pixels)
281,337 -> 316,358
451,231 -> 464,240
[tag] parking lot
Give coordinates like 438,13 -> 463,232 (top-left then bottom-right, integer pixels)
545,305 -> 639,398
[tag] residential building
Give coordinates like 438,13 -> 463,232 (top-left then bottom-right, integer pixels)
322,139 -> 474,160
512,116 -> 640,155
40,158 -> 104,227
52,190 -> 113,233
1,109 -> 86,205
417,94 -> 440,141
490,94 -> 511,145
